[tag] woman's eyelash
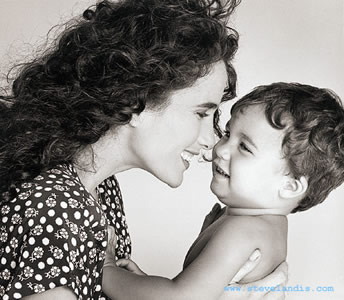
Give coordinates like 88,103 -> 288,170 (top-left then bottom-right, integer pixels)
197,112 -> 210,118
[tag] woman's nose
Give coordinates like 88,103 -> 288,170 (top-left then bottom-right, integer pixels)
198,119 -> 216,150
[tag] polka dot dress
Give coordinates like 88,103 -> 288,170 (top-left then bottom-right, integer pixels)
0,164 -> 131,299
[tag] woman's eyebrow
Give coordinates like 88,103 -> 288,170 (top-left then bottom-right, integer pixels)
195,102 -> 219,109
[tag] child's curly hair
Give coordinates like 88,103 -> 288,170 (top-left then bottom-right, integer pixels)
231,82 -> 344,213
0,0 -> 240,201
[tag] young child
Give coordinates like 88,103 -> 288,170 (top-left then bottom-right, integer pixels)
103,82 -> 344,300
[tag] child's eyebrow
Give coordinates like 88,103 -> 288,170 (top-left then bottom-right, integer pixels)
240,133 -> 258,150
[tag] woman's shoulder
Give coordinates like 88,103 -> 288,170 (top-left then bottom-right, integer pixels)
0,164 -> 107,300
98,175 -> 122,197
98,174 -> 124,211
32,164 -> 81,189
0,163 -> 108,253
8,165 -> 81,205
1,164 -> 100,221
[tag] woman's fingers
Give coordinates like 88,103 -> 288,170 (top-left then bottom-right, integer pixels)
253,262 -> 288,288
246,262 -> 288,298
230,249 -> 261,283
221,261 -> 287,299
263,290 -> 285,300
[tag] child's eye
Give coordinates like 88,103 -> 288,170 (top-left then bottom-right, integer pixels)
223,130 -> 230,138
239,142 -> 252,154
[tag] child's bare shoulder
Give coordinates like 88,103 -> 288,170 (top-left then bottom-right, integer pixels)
216,215 -> 287,282
219,215 -> 277,234
216,214 -> 287,248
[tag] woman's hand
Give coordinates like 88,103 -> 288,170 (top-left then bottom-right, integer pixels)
116,258 -> 147,276
219,262 -> 288,300
230,249 -> 261,284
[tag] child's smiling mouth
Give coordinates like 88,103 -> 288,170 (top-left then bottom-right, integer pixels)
214,164 -> 230,178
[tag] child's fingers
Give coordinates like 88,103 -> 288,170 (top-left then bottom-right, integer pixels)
116,259 -> 147,275
116,258 -> 138,272
116,258 -> 131,268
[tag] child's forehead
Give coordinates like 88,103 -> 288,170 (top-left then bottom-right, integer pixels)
229,105 -> 286,145
230,104 -> 266,124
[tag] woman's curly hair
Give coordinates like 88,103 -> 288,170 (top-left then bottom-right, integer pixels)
0,0 -> 240,201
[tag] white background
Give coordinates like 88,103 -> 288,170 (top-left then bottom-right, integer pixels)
1,0 -> 343,299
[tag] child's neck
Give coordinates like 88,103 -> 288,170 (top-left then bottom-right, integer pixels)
226,206 -> 290,216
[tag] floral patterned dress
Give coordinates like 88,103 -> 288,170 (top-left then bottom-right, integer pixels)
0,164 -> 131,299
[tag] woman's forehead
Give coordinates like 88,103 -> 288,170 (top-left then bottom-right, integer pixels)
166,62 -> 227,108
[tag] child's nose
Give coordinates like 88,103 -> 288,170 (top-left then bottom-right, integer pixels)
214,139 -> 231,161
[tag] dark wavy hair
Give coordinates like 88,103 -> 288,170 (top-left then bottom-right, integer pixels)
231,82 -> 344,213
0,0 -> 240,201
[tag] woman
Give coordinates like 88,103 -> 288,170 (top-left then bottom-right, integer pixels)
0,0 -> 286,299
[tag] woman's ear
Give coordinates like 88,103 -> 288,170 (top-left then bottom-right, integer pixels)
129,113 -> 141,128
279,175 -> 308,200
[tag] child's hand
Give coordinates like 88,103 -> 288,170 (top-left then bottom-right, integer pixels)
116,258 -> 147,276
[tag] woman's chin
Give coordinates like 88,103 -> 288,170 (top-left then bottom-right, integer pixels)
166,177 -> 183,188
162,172 -> 184,188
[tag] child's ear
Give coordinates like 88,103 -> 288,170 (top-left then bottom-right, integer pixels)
279,175 -> 308,200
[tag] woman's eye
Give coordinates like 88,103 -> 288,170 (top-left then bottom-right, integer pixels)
196,112 -> 210,119
239,142 -> 252,154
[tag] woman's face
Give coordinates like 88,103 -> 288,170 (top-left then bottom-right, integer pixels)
130,61 -> 228,187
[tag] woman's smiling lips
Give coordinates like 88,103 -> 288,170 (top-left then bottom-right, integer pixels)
181,151 -> 199,169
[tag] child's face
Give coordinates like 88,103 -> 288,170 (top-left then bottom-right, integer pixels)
211,105 -> 290,209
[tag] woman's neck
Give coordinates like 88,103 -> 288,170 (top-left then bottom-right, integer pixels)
74,127 -> 136,195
